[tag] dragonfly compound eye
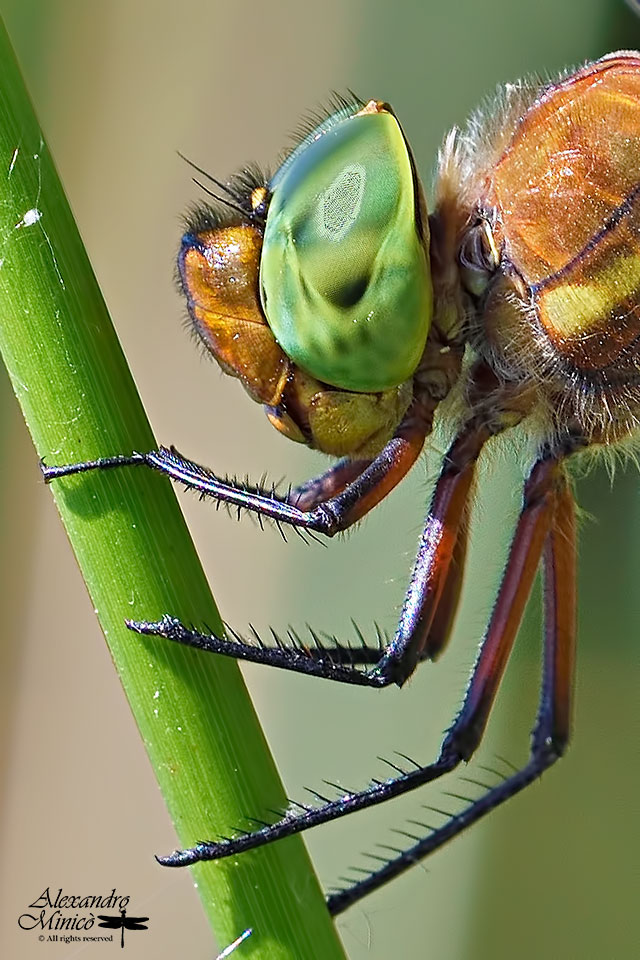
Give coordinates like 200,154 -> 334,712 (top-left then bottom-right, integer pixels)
259,102 -> 432,393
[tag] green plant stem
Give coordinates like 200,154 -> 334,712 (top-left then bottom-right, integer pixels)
0,17 -> 346,960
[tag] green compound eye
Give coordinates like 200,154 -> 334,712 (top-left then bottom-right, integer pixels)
259,104 -> 432,393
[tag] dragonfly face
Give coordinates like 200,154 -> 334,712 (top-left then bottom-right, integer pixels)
43,51 -> 640,917
178,97 -> 437,459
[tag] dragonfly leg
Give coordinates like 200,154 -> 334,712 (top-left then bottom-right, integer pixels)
128,614 -> 394,686
41,397 -> 431,537
369,421 -> 490,685
156,451 -> 563,870
327,459 -> 575,915
128,419 -> 491,687
420,505 -> 470,661
156,429 -> 573,870
288,456 -> 373,511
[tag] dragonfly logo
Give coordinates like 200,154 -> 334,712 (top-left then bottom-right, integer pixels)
97,908 -> 149,949
17,887 -> 149,948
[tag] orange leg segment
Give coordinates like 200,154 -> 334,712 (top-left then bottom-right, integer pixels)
327,459 -> 577,915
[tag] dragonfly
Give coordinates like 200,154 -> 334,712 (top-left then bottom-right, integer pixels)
43,50 -> 640,914
96,907 -> 148,949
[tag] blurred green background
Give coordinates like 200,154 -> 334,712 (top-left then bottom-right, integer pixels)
0,1 -> 638,958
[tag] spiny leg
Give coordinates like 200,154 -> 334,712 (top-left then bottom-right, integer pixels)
128,420 -> 491,689
156,428 -> 574,870
42,403 -> 432,688
41,398 -> 430,537
156,451 -> 559,868
128,614 -> 392,685
44,383 -> 552,880
139,453 -> 467,675
326,458 -> 575,916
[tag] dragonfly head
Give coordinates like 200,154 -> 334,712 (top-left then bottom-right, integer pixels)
178,98 -> 433,457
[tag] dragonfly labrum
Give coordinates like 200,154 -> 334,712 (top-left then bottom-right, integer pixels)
43,51 -> 640,914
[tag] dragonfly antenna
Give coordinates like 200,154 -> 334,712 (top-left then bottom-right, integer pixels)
191,178 -> 251,219
178,151 -> 240,200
